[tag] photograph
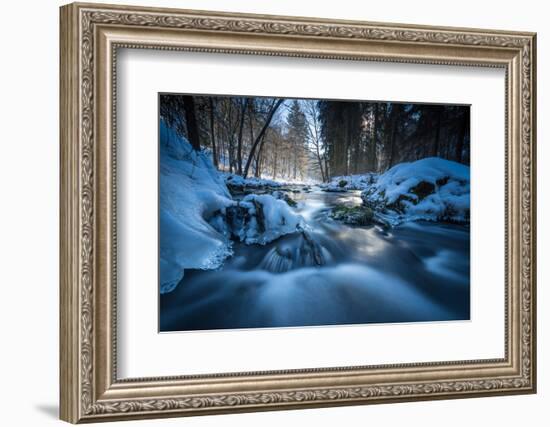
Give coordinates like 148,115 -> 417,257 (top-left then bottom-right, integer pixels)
158,94 -> 471,332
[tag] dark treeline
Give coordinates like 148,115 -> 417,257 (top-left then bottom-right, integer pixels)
318,101 -> 470,178
160,94 -> 470,182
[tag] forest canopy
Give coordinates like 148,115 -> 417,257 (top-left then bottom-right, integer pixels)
159,93 -> 470,182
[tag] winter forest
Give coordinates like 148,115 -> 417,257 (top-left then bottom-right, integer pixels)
159,94 -> 471,332
160,94 -> 470,182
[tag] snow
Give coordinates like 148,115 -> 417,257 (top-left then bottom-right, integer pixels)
224,173 -> 285,189
224,173 -> 315,188
321,173 -> 376,192
159,120 -> 234,293
209,193 -> 305,245
238,194 -> 305,245
160,120 -> 305,293
361,157 -> 470,225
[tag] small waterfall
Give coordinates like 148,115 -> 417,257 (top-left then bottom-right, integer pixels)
258,230 -> 328,273
259,245 -> 294,273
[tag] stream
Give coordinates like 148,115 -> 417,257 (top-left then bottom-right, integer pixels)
160,186 -> 470,332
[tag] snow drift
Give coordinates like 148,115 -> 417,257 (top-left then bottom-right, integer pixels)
360,157 -> 470,225
159,120 -> 235,293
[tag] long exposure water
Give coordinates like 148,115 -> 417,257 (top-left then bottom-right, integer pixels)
160,187 -> 470,332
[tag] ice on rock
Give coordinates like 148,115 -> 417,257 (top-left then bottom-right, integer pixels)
211,193 -> 305,245
239,194 -> 305,245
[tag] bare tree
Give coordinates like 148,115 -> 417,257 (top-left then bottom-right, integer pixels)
236,98 -> 247,175
208,98 -> 218,168
243,98 -> 284,178
303,100 -> 327,182
181,95 -> 200,151
161,94 -> 470,182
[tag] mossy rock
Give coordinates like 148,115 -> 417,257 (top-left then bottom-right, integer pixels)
271,190 -> 297,207
338,179 -> 348,188
331,205 -> 374,226
285,197 -> 297,207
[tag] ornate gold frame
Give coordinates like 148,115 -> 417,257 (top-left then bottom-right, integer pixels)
60,2 -> 537,423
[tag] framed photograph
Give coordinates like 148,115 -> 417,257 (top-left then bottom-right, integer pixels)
60,2 -> 537,423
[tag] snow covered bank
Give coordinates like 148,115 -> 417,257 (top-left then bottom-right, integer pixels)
321,173 -> 376,192
224,173 -> 315,193
360,157 -> 469,225
160,120 -> 235,293
160,120 -> 305,293
224,173 -> 285,190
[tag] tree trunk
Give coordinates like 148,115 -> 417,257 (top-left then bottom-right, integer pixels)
236,99 -> 247,175
353,138 -> 360,174
387,106 -> 399,169
254,132 -> 267,178
455,109 -> 468,163
432,106 -> 442,157
182,95 -> 200,151
248,103 -> 255,149
208,98 -> 218,168
369,104 -> 379,172
388,125 -> 397,168
243,99 -> 284,178
293,140 -> 298,180
345,117 -> 351,175
227,101 -> 234,173
315,143 -> 326,182
272,147 -> 278,179
219,122 -> 224,169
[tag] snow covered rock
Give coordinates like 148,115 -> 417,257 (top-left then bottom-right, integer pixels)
224,173 -> 285,192
360,157 -> 470,225
159,120 -> 234,294
211,194 -> 305,245
271,190 -> 297,207
330,205 -> 375,226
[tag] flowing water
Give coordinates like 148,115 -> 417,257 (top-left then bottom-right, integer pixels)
160,187 -> 470,332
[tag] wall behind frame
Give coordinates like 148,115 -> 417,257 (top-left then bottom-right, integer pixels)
0,0 -> 545,426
